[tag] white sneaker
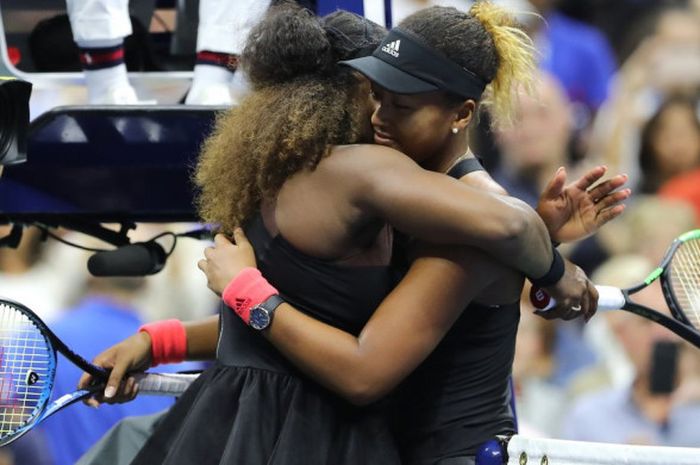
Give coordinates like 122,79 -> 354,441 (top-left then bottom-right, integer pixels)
90,85 -> 156,105
184,83 -> 233,106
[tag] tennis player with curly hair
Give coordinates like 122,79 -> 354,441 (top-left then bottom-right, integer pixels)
80,4 -> 626,465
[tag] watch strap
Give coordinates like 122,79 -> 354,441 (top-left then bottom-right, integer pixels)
259,294 -> 285,316
250,294 -> 285,330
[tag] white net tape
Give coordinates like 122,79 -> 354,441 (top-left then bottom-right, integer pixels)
505,435 -> 700,465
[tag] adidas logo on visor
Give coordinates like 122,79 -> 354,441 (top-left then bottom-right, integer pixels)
381,39 -> 401,57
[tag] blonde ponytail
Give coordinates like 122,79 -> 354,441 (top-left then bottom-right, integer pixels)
469,1 -> 537,129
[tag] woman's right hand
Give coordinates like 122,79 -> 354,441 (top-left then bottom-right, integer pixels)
78,331 -> 153,407
536,259 -> 599,323
198,229 -> 258,296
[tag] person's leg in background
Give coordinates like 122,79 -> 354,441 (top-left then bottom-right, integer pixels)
65,0 -> 142,104
185,0 -> 271,105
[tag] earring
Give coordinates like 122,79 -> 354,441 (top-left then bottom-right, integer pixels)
452,127 -> 459,134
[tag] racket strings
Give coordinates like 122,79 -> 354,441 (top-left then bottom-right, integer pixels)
669,238 -> 700,330
0,303 -> 52,440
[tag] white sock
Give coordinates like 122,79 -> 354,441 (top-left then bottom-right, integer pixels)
84,65 -> 133,102
185,64 -> 234,105
76,39 -> 135,104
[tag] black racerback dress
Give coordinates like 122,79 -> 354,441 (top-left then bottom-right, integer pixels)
392,157 -> 520,465
130,214 -> 401,465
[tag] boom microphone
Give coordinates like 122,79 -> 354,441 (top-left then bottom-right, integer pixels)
87,241 -> 166,277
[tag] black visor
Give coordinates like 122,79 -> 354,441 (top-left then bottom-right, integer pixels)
340,28 -> 487,99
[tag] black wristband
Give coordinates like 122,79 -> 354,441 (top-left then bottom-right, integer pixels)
528,245 -> 565,288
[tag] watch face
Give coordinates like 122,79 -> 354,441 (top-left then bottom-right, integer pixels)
249,307 -> 271,330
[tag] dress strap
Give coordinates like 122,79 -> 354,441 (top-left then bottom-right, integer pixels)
446,157 -> 483,180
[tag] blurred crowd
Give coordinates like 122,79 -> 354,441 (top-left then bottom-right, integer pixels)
1,0 -> 700,463
469,0 -> 700,449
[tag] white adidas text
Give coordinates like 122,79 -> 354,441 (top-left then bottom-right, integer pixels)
381,39 -> 401,57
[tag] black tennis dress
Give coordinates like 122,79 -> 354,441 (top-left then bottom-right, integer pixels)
130,214 -> 401,465
392,158 -> 521,465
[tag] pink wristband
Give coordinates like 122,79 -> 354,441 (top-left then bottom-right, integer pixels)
222,267 -> 278,324
138,319 -> 187,367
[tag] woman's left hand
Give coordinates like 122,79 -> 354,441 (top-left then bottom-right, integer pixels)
198,229 -> 258,296
536,165 -> 630,244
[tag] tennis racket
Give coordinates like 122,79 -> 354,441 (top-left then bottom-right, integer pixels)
0,297 -> 199,447
531,229 -> 700,348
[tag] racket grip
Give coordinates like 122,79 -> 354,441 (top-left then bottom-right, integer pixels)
133,373 -> 198,396
597,286 -> 626,310
530,285 -> 626,312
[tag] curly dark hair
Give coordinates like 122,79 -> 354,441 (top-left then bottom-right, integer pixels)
322,10 -> 387,61
194,3 -> 386,232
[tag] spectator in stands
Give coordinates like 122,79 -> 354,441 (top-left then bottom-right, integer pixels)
566,255 -> 646,399
512,300 -> 567,437
525,0 -> 617,160
0,226 -> 84,324
561,197 -> 700,444
660,167 -> 700,226
65,0 -> 271,104
637,93 -> 700,194
527,0 -> 616,108
651,92 -> 700,224
597,195 -> 696,267
589,5 -> 700,187
492,71 -> 578,207
561,253 -> 700,446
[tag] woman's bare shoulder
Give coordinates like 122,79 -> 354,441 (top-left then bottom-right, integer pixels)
317,144 -> 419,188
328,144 -> 414,166
460,170 -> 508,196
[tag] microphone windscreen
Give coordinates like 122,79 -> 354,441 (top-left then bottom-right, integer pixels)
88,242 -> 165,277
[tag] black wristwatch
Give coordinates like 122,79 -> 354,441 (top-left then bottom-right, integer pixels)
249,295 -> 284,330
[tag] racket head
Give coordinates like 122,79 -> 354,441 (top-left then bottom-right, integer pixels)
0,297 -> 56,446
660,230 -> 700,331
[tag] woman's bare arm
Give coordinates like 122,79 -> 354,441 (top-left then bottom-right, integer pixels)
333,145 -> 553,279
184,315 -> 220,359
199,233 -> 505,405
267,246 -> 510,405
77,314 -> 220,405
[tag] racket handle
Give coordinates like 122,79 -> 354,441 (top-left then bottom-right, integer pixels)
530,285 -> 625,312
133,373 -> 198,396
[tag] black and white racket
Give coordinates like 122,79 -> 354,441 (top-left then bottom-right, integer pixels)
0,297 -> 198,446
532,229 -> 700,348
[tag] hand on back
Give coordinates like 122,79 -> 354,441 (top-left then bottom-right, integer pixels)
198,230 -> 258,296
